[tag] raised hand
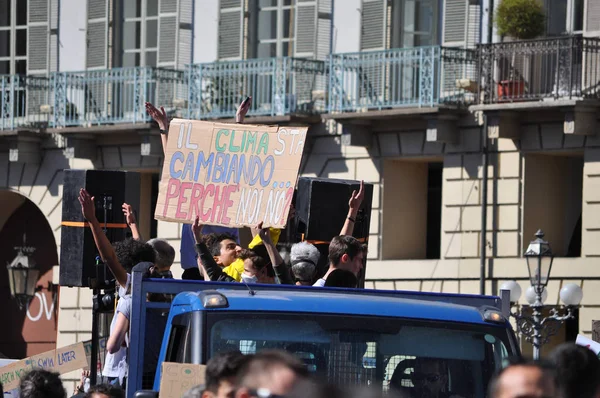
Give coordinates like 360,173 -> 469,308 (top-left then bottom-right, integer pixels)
349,180 -> 365,211
252,221 -> 272,243
122,203 -> 137,226
236,96 -> 252,123
145,102 -> 169,131
192,215 -> 204,244
78,188 -> 96,222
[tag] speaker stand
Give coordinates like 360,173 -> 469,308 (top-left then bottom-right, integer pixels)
90,286 -> 101,386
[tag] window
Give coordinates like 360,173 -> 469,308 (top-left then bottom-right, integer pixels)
545,0 -> 584,36
208,312 -> 514,395
523,154 -> 583,257
252,0 -> 295,58
382,160 -> 443,260
391,0 -> 439,49
122,0 -> 159,67
0,0 -> 27,75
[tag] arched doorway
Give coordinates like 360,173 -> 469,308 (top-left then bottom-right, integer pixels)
0,190 -> 58,358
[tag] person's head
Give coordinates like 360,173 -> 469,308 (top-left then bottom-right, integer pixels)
113,238 -> 156,275
410,357 -> 449,398
204,233 -> 241,267
19,369 -> 66,398
202,351 -> 249,398
488,358 -> 556,398
239,249 -> 270,284
324,269 -> 358,288
147,238 -> 176,272
328,235 -> 364,275
290,242 -> 319,285
549,342 -> 600,398
85,384 -> 125,398
234,350 -> 309,398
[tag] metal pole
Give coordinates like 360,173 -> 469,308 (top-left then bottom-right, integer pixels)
90,288 -> 100,385
532,288 -> 543,360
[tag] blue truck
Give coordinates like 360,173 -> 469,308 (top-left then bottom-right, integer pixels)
127,269 -> 519,398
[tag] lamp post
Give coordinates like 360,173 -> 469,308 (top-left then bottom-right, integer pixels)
500,230 -> 583,360
6,234 -> 39,310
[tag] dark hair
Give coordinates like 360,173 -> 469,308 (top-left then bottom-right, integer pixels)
325,269 -> 357,288
203,233 -> 237,257
239,249 -> 266,271
19,369 -> 66,398
488,357 -> 556,398
328,235 -> 363,267
85,384 -> 125,398
235,350 -> 309,390
113,238 -> 156,273
205,351 -> 249,393
549,343 -> 600,398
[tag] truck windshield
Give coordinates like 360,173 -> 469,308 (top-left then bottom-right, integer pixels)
207,312 -> 514,398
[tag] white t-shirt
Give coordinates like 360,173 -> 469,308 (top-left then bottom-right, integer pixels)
313,278 -> 326,287
102,295 -> 131,379
118,273 -> 132,298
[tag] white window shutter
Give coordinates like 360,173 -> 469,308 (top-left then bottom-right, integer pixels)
86,0 -> 109,70
159,0 -> 178,68
466,2 -> 480,48
177,0 -> 193,68
28,0 -> 50,75
360,0 -> 387,51
49,0 -> 59,72
442,0 -> 467,47
218,0 -> 244,60
585,0 -> 600,36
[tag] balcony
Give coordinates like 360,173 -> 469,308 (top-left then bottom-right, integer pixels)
1,75 -> 52,131
327,46 -> 478,114
479,36 -> 600,104
187,57 -> 327,121
0,67 -> 187,131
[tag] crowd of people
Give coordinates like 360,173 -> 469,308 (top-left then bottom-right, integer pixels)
4,341 -> 600,398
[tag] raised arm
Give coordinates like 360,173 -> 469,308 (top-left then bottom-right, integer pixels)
122,203 -> 141,241
78,189 -> 128,287
191,216 -> 235,282
339,180 -> 365,237
253,222 -> 293,285
145,102 -> 169,157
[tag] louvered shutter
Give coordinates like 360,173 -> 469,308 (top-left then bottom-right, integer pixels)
158,0 -> 177,67
177,0 -> 193,68
49,0 -> 58,72
294,0 -> 317,58
442,0 -> 466,47
466,2 -> 480,48
28,0 -> 49,75
218,0 -> 244,60
86,0 -> 109,69
360,0 -> 387,51
585,0 -> 600,36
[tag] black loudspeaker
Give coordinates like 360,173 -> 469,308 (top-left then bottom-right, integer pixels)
59,170 -> 141,288
295,177 -> 374,285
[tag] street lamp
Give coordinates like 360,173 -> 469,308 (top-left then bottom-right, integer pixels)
6,234 -> 39,311
499,230 -> 583,360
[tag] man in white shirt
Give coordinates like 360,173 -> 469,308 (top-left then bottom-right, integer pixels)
313,235 -> 365,287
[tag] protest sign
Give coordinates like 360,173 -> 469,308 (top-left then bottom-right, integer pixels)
159,362 -> 206,398
0,342 -> 88,391
83,337 -> 107,371
155,119 -> 308,228
576,334 -> 600,358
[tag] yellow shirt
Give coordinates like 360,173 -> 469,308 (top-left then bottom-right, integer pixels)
222,228 -> 281,282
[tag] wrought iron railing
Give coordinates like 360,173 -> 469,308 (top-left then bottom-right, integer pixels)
328,46 -> 478,113
479,35 -> 600,103
187,57 -> 327,119
51,67 -> 187,128
1,75 -> 52,130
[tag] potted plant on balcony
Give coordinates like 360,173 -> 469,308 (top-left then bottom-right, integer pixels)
494,0 -> 546,101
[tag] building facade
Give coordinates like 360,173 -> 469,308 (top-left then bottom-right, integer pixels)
1,0 -> 600,391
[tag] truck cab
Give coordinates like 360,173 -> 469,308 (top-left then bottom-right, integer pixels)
127,270 -> 519,398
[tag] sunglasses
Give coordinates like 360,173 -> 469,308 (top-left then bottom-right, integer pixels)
413,373 -> 442,383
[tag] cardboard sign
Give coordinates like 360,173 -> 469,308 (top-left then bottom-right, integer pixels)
159,362 -> 206,398
0,342 -> 88,391
82,337 -> 108,371
576,334 -> 600,358
155,119 -> 308,228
